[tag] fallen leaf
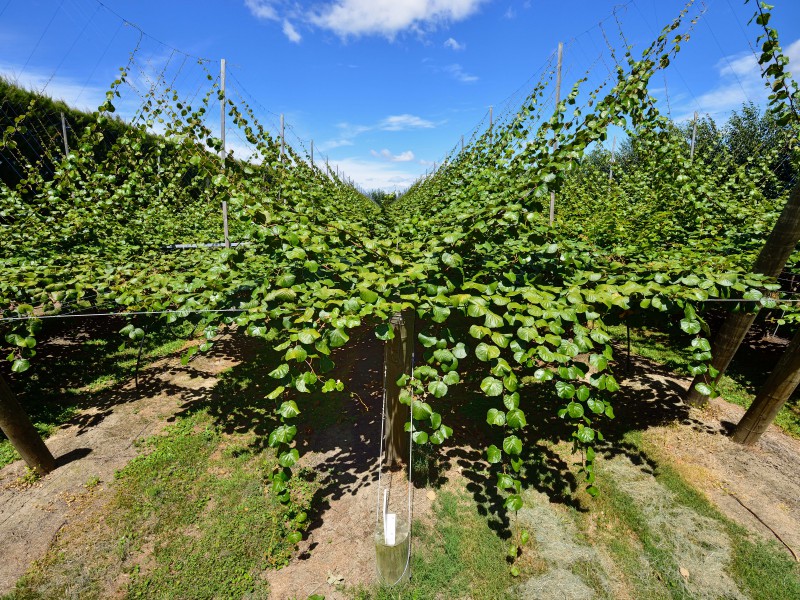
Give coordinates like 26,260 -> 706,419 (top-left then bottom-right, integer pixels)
326,572 -> 344,585
680,567 -> 690,579
426,490 -> 436,501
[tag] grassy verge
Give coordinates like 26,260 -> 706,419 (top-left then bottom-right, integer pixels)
348,488 -> 523,600
8,404 -> 315,599
0,319 -> 195,468
606,324 -> 800,439
579,430 -> 800,600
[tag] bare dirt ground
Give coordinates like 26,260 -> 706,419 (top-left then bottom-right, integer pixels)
0,335 -> 242,595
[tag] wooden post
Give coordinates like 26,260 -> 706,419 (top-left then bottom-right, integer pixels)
461,135 -> 464,153
384,311 -> 414,466
60,112 -> 69,156
690,111 -> 698,161
0,374 -> 56,475
732,327 -> 800,445
220,59 -> 230,248
550,41 -> 563,226
489,105 -> 493,140
310,139 -> 314,167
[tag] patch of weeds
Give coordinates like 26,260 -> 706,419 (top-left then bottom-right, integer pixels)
348,489 -> 519,600
84,475 -> 101,490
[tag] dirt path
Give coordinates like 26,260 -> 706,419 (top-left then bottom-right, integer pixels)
0,339 -> 241,595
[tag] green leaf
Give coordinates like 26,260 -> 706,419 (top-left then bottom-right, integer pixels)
286,531 -> 302,545
556,381 -> 576,399
680,319 -> 702,334
503,392 -> 520,410
359,288 -> 379,303
486,408 -> 506,426
418,333 -> 438,347
504,494 -> 523,511
11,358 -> 30,373
412,430 -> 428,444
481,377 -> 504,397
576,386 -> 591,402
566,402 -> 584,419
497,473 -> 515,489
297,328 -> 320,344
430,412 -> 442,429
268,424 -> 297,447
428,380 -> 448,398
503,435 -> 522,455
443,371 -> 460,385
484,311 -> 504,329
694,382 -> 713,396
277,400 -> 301,418
506,408 -> 527,429
475,342 -> 500,361
432,305 -> 451,323
412,400 -> 433,420
486,444 -> 502,463
278,449 -> 299,467
329,328 -> 350,348
269,364 -> 290,379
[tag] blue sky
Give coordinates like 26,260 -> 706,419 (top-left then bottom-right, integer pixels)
2,0 -> 799,191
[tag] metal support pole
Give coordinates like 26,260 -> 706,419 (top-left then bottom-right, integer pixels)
280,113 -> 285,162
311,139 -> 314,167
60,112 -> 69,156
461,135 -> 464,153
549,41 -> 563,227
220,59 -> 230,248
609,135 -> 616,181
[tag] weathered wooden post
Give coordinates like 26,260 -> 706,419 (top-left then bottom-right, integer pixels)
0,374 -> 56,475
384,311 -> 414,465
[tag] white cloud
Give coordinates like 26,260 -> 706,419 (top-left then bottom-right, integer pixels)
444,37 -> 465,51
309,0 -> 488,39
318,138 -> 354,151
244,0 -> 279,20
371,148 -> 416,161
444,63 -> 478,83
379,114 -> 435,130
282,20 -> 302,42
673,38 -> 800,121
328,157 -> 420,191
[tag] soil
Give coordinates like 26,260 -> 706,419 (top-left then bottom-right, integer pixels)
0,328 -> 799,598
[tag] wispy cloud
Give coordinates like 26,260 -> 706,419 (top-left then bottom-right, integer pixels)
282,20 -> 302,43
444,63 -> 478,83
371,148 -> 416,162
444,37 -> 465,51
378,114 -> 435,130
672,37 -> 800,121
317,138 -> 354,151
245,0 -> 488,40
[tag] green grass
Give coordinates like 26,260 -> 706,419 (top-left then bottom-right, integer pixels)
9,407 -> 315,599
348,489 -> 520,600
0,319 -> 195,468
606,324 -> 800,439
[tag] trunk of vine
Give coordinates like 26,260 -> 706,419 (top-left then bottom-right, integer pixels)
685,182 -> 800,407
0,374 -> 56,475
384,311 -> 414,466
732,327 -> 800,445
